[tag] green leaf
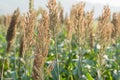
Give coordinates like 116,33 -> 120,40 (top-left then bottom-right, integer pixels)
85,72 -> 94,80
11,71 -> 17,80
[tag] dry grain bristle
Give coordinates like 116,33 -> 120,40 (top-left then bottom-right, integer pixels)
57,2 -> 64,24
111,13 -> 120,39
59,8 -> 64,24
71,2 -> 86,44
48,0 -> 59,37
85,10 -> 94,49
117,13 -> 120,38
101,6 -> 110,24
96,6 -> 114,68
33,10 -> 50,80
6,8 -> 20,52
70,5 -> 75,20
24,10 -> 36,49
118,13 -> 120,20
66,17 -> 73,41
85,10 -> 94,36
97,6 -> 113,46
48,0 -> 56,7
85,10 -> 94,27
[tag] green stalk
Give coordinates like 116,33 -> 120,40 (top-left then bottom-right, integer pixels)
54,36 -> 60,80
18,58 -> 21,80
1,59 -> 5,80
115,39 -> 120,73
78,43 -> 82,79
77,24 -> 82,79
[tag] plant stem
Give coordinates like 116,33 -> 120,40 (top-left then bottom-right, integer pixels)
55,36 -> 60,80
1,59 -> 5,80
78,47 -> 82,79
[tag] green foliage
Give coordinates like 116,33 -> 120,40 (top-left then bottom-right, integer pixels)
0,24 -> 120,80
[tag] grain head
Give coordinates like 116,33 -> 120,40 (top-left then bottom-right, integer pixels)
33,10 -> 50,80
48,0 -> 59,38
6,8 -> 20,52
111,13 -> 120,39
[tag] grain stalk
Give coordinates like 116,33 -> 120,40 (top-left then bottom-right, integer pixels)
4,8 -> 20,80
48,0 -> 60,79
32,10 -> 50,80
65,17 -> 74,79
97,6 -> 113,79
23,10 -> 36,77
85,10 -> 94,50
71,2 -> 86,79
111,13 -> 120,73
111,13 -> 120,42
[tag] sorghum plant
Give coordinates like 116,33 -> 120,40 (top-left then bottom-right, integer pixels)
33,10 -> 50,80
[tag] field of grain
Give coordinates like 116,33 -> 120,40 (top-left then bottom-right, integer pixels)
0,0 -> 120,80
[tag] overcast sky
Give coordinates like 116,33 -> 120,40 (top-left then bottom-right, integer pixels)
0,0 -> 120,15
78,0 -> 120,7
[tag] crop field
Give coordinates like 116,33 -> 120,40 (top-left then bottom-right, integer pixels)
0,0 -> 120,80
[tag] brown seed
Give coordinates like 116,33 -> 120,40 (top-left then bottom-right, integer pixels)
6,8 -> 20,52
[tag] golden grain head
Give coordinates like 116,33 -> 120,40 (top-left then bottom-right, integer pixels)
6,8 -> 20,42
59,8 -> 64,24
33,10 -> 50,80
24,10 -> 36,48
97,5 -> 114,47
71,2 -> 86,44
111,13 -> 120,39
48,0 -> 59,37
6,8 -> 20,52
65,18 -> 74,41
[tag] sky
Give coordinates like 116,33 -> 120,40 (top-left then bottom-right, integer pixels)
78,0 -> 120,7
0,0 -> 120,16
